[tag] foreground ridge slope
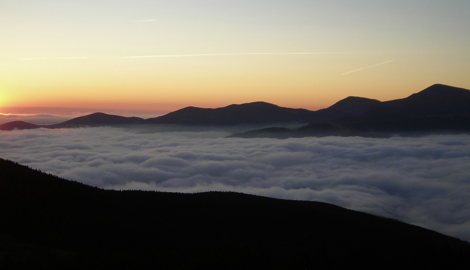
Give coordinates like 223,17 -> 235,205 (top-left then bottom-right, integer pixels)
0,158 -> 469,269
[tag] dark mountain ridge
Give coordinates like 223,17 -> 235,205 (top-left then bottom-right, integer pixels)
0,113 -> 145,131
2,84 -> 470,136
307,96 -> 381,123
334,84 -> 470,133
0,121 -> 44,130
382,84 -> 470,113
0,99 -> 373,130
232,84 -> 470,138
144,101 -> 318,125
321,96 -> 381,115
48,112 -> 145,129
1,158 -> 469,269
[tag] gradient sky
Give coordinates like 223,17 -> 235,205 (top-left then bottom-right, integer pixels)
1,0 -> 470,116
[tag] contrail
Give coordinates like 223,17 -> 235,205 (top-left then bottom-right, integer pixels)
133,19 -> 157,22
117,52 -> 351,59
342,60 -> 393,75
20,57 -> 92,61
18,52 -> 444,61
56,57 -> 93,59
20,52 -> 351,61
20,57 -> 49,61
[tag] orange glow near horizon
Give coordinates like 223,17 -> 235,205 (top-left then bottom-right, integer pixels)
5,52 -> 470,116
2,1 -> 470,117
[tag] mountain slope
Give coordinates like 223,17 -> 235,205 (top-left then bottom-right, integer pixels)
0,121 -> 43,131
48,112 -> 145,128
0,158 -> 469,269
145,101 -> 319,125
232,84 -> 470,138
311,96 -> 381,122
146,98 -> 382,126
335,84 -> 470,132
381,84 -> 470,115
0,113 -> 145,131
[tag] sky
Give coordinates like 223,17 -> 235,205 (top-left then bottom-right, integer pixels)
1,0 -> 470,117
1,127 -> 470,241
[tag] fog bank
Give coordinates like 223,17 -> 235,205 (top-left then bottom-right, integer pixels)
1,127 -> 469,241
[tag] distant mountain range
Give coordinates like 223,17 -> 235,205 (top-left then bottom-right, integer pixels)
2,84 -> 470,137
232,84 -> 470,138
0,101 -> 357,130
145,102 -> 319,125
1,157 -> 469,269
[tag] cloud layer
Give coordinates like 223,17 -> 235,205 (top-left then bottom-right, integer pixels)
1,127 -> 470,241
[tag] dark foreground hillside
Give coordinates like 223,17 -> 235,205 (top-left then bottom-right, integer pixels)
0,158 -> 469,269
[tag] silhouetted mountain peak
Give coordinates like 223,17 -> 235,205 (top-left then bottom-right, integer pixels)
328,96 -> 381,110
232,84 -> 470,138
408,84 -> 470,100
422,83 -> 466,92
0,121 -> 41,131
48,112 -> 144,128
314,96 -> 382,118
3,120 -> 33,125
178,102 -> 279,112
146,101 -> 315,125
381,84 -> 470,116
225,101 -> 280,109
86,112 -> 110,117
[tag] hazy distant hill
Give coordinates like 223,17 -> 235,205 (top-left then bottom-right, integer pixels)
0,113 -> 145,131
0,121 -> 43,131
233,84 -> 470,138
48,112 -> 145,128
0,101 -> 371,130
1,99 -> 379,130
1,158 -> 469,269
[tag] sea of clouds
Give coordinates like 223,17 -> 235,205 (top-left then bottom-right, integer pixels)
1,127 -> 470,241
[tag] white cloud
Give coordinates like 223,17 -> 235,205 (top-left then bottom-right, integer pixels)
1,127 -> 470,241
